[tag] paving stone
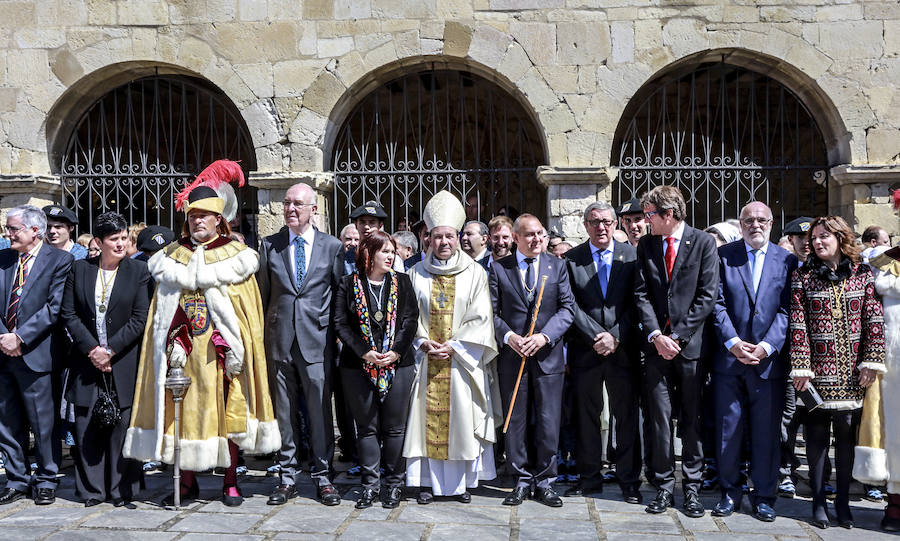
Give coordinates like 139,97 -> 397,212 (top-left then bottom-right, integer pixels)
180,535 -> 266,541
598,511 -> 680,534
198,496 -> 274,513
692,535 -> 777,541
605,534 -> 682,541
45,533 -> 177,541
590,493 -> 653,513
518,519 -> 597,540
428,524 -> 510,541
339,521 -> 426,541
0,527 -> 58,541
675,511 -> 720,532
398,503 -> 510,524
356,505 -> 392,520
0,506 -> 96,527
720,513 -> 807,536
169,512 -> 264,534
272,535 -> 336,541
516,499 -> 590,520
81,508 -> 180,529
260,505 -> 354,533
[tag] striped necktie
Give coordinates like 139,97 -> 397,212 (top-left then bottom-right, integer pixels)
6,252 -> 33,330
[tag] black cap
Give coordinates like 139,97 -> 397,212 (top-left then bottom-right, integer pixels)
618,198 -> 642,216
349,201 -> 388,220
188,185 -> 218,203
42,205 -> 77,225
137,225 -> 176,253
784,217 -> 813,235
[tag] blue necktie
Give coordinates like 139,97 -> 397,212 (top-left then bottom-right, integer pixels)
597,250 -> 609,298
294,236 -> 306,289
750,248 -> 763,296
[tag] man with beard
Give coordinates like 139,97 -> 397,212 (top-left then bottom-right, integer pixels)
404,191 -> 499,503
487,216 -> 514,267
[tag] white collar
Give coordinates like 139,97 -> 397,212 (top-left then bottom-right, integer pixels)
666,221 -> 685,241
515,250 -> 540,265
589,239 -> 614,257
744,241 -> 768,255
289,226 -> 316,246
20,240 -> 42,259
472,247 -> 488,261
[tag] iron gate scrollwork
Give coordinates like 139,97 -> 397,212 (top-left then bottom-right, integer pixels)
614,63 -> 829,234
61,76 -> 257,233
330,70 -> 546,231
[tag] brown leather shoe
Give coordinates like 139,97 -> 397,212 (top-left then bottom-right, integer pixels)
318,484 -> 341,506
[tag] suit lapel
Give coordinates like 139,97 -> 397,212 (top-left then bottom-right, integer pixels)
754,243 -> 778,302
19,244 -> 49,301
651,235 -> 668,286
606,242 -> 627,301
504,257 -> 528,304
2,255 -> 15,314
670,227 -> 694,281
278,230 -> 299,294
298,229 -> 323,295
736,245 -> 755,301
103,258 -> 124,316
580,247 -> 603,300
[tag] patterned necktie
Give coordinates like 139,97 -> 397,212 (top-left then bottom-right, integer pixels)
597,250 -> 609,298
6,252 -> 33,330
751,249 -> 763,296
664,236 -> 676,280
524,257 -> 535,303
294,236 -> 306,289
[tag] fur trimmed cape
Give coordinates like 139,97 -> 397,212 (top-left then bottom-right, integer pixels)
123,237 -> 280,471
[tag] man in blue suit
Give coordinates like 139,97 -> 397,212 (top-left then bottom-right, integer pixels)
712,202 -> 798,522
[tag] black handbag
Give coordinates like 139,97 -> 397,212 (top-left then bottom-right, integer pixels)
91,373 -> 121,430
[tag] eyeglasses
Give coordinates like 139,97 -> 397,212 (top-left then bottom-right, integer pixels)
3,225 -> 26,234
283,200 -> 315,209
643,210 -> 659,219
740,217 -> 772,226
586,219 -> 616,228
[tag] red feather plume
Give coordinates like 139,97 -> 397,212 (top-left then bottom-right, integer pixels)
175,160 -> 245,211
893,188 -> 900,211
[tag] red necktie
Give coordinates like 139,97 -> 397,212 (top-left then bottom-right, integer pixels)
665,236 -> 676,280
6,252 -> 32,330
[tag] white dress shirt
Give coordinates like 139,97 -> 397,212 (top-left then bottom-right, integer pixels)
288,226 -> 315,279
94,267 -> 118,348
502,251 -> 548,345
590,240 -> 614,283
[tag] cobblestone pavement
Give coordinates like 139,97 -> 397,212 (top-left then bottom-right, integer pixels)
0,460 -> 894,541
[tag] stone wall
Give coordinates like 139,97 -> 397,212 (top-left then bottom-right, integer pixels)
0,0 -> 898,240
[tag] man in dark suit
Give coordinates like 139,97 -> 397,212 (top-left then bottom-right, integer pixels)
0,205 -> 73,505
564,202 -> 642,503
711,202 -> 797,521
490,213 -> 575,507
404,219 -> 430,270
257,183 -> 344,506
461,220 -> 490,267
634,186 -> 719,517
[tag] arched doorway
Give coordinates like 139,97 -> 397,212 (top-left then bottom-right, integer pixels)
329,69 -> 547,231
612,62 -> 830,235
60,75 -> 258,236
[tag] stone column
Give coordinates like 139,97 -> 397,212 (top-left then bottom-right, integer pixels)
0,175 -> 61,221
830,165 -> 900,240
537,166 -> 613,244
251,171 -> 335,238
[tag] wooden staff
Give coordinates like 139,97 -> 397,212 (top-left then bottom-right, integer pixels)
503,275 -> 549,433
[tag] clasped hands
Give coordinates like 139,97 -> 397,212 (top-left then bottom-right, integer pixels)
793,367 -> 877,392
362,349 -> 400,367
0,333 -> 22,357
729,340 -> 768,366
592,332 -> 618,357
420,340 -> 453,361
88,345 -> 113,373
508,333 -> 548,358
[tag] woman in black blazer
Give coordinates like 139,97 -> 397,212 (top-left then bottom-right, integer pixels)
61,212 -> 152,507
334,230 -> 419,510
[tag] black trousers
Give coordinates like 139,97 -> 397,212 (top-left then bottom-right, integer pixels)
571,360 -> 641,488
805,407 -> 860,519
332,354 -> 358,462
73,405 -> 141,501
341,364 -> 414,490
642,354 -> 703,494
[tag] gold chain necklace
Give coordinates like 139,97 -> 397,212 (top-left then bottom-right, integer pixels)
98,266 -> 118,313
830,279 -> 845,319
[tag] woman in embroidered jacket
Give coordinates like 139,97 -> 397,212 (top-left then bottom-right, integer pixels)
123,162 -> 280,507
790,215 -> 886,529
334,230 -> 419,510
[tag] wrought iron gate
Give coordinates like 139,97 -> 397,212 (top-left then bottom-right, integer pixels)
61,76 -> 257,233
614,63 -> 829,234
330,70 -> 546,231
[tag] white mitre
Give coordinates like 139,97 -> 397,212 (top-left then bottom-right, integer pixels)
423,190 -> 466,232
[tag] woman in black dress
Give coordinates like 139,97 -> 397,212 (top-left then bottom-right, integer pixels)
61,212 -> 152,506
334,230 -> 419,509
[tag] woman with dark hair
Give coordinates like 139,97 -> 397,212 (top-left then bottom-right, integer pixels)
334,230 -> 419,509
60,212 -> 153,506
790,215 -> 886,529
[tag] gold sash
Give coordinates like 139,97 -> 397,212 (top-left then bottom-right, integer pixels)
425,275 -> 455,460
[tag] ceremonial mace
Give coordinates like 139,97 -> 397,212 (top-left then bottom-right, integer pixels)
503,275 -> 548,433
164,367 -> 192,509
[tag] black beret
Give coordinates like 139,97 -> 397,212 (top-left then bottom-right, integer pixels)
783,217 -> 813,235
349,201 -> 388,220
137,225 -> 176,252
617,198 -> 643,216
42,205 -> 77,225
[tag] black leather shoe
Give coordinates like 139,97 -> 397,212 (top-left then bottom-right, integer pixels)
456,491 -> 471,504
839,519 -> 854,529
222,485 -> 243,507
0,488 -> 28,505
534,487 -> 563,508
566,482 -> 602,497
382,486 -> 402,509
753,502 -> 776,522
503,486 -> 530,506
317,484 -> 341,506
33,487 -> 55,506
84,498 -> 103,507
112,498 -> 129,508
712,495 -> 738,517
645,489 -> 674,514
356,488 -> 378,509
565,483 -> 584,497
162,480 -> 200,507
267,484 -> 298,505
811,518 -> 830,529
682,491 -> 704,518
622,486 -> 643,504
416,489 -> 433,505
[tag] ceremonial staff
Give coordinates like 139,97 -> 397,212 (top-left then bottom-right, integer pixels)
503,275 -> 548,433
164,367 -> 192,509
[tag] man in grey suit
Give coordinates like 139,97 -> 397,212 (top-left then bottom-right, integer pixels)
0,205 -> 73,505
257,183 -> 344,506
564,201 -> 642,503
490,214 -> 575,508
